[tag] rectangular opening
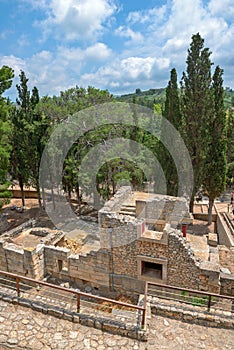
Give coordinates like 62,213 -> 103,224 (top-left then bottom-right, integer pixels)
141,261 -> 162,279
58,259 -> 68,272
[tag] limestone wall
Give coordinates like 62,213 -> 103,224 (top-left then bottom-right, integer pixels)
44,245 -> 110,288
0,239 -> 45,279
23,246 -> 45,279
68,250 -> 110,287
4,244 -> 25,275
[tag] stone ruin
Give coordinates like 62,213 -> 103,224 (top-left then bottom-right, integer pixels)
0,186 -> 233,297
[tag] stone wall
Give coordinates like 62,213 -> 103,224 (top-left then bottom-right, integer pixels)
0,225 -> 64,279
150,296 -> 234,329
4,244 -> 25,275
167,231 -> 201,290
68,249 -> 110,288
220,273 -> 234,296
100,218 -> 143,249
44,245 -> 110,289
216,213 -> 234,247
0,240 -> 45,279
110,224 -> 221,294
99,186 -> 132,225
136,195 -> 192,228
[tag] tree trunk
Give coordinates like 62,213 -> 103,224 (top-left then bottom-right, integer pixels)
93,189 -> 100,209
41,185 -> 45,209
67,187 -> 71,204
36,182 -> 42,208
51,185 -> 55,210
19,177 -> 25,207
208,198 -> 214,225
189,196 -> 194,213
75,186 -> 81,214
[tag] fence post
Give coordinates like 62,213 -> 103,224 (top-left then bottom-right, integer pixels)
16,277 -> 20,297
207,295 -> 212,312
77,294 -> 81,313
141,281 -> 148,329
141,308 -> 146,329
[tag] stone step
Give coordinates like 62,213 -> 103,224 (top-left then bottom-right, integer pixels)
119,211 -> 136,217
122,204 -> 136,208
120,207 -> 136,213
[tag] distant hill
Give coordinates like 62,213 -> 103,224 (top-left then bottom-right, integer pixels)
115,87 -> 234,110
115,88 -> 166,109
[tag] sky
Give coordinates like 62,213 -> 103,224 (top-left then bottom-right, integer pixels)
0,0 -> 233,100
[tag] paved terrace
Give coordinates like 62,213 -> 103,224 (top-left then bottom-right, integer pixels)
0,298 -> 234,350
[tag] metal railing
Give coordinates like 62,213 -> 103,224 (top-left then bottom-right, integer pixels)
0,270 -> 146,329
147,281 -> 234,316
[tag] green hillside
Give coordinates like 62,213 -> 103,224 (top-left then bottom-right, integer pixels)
116,87 -> 234,110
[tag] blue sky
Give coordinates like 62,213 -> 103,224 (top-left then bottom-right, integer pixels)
0,0 -> 233,100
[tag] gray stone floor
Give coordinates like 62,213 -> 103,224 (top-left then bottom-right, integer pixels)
0,299 -> 234,349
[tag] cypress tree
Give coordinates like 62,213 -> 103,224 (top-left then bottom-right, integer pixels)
161,68 -> 181,196
203,66 -> 227,224
180,33 -> 213,212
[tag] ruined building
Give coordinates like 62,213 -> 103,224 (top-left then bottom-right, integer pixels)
0,186 -> 234,296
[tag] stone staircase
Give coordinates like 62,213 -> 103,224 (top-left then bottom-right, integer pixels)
118,204 -> 136,217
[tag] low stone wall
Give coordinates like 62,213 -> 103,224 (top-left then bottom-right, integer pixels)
1,219 -> 35,240
0,292 -> 147,341
10,189 -> 38,199
217,212 -> 234,247
150,298 -> 234,329
0,225 -> 64,279
193,213 -> 217,222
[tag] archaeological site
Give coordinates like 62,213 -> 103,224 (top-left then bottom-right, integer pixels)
0,185 -> 234,343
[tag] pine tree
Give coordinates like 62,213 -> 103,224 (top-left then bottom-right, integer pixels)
181,33 -> 213,212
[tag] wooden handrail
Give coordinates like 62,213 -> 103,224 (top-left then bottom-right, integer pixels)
0,270 -> 145,311
147,281 -> 234,301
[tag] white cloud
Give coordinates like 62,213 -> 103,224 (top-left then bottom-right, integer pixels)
0,55 -> 26,77
208,0 -> 234,20
115,26 -> 143,43
84,43 -> 112,60
0,42 -> 113,98
81,56 -> 170,93
36,0 -> 117,41
2,0 -> 234,98
127,5 -> 167,25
